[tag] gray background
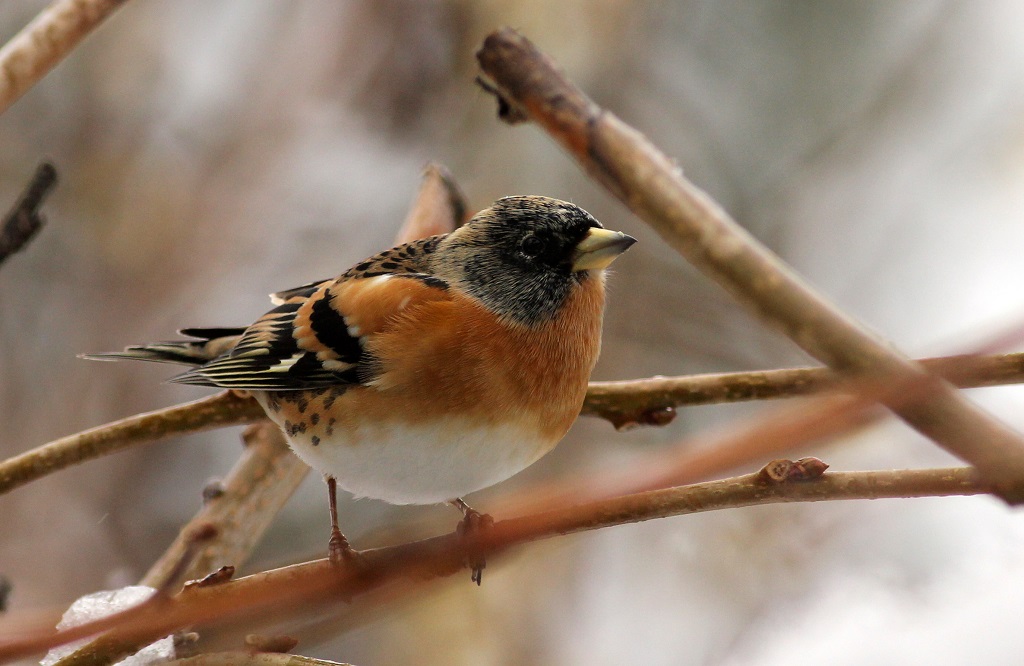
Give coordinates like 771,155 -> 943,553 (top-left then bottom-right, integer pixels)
3,2 -> 1024,664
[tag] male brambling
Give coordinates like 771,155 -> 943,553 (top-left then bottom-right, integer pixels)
88,195 -> 635,580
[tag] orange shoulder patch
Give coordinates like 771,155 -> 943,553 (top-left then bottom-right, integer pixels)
335,275 -> 452,339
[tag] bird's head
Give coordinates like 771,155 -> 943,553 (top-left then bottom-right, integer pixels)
432,196 -> 635,326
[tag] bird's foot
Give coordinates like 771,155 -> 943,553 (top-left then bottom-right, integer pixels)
453,502 -> 494,585
326,527 -> 367,604
328,527 -> 363,567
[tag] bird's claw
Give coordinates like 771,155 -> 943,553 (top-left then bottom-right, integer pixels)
328,528 -> 362,567
456,509 -> 494,585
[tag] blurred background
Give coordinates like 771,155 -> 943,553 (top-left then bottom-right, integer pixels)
4,1 -> 1024,664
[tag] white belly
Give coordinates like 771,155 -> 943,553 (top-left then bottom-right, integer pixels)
280,418 -> 554,505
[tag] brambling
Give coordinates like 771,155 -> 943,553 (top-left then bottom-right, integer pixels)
88,195 -> 635,580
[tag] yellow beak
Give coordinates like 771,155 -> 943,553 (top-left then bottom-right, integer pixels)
571,227 -> 637,271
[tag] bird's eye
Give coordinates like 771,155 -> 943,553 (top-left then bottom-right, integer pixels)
521,234 -> 545,257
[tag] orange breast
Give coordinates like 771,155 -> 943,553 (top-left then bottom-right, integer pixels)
362,273 -> 606,443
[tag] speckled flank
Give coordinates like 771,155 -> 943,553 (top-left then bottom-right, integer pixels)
323,388 -> 343,410
256,388 -> 351,449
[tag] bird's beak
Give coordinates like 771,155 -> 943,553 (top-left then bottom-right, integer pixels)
572,227 -> 637,271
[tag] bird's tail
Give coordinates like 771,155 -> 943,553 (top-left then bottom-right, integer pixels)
80,328 -> 245,367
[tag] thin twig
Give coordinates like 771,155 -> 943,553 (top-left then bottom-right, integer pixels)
0,161 -> 56,267
0,577 -> 10,614
0,465 -> 989,664
582,350 -> 1024,428
476,27 -> 1024,502
0,391 -> 263,495
0,0 -> 129,114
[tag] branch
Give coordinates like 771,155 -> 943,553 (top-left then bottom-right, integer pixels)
0,464 -> 989,664
510,390 -> 879,518
515,349 -> 1024,514
0,391 -> 263,495
0,161 -> 56,267
476,28 -> 1024,502
583,350 -> 1024,429
0,0 -> 129,114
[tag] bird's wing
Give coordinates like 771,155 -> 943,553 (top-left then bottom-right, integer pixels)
170,238 -> 451,391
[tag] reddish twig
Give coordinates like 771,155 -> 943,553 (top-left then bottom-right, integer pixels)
0,465 -> 989,664
582,350 -> 1024,429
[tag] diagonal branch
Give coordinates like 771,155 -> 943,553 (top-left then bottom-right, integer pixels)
0,465 -> 989,664
139,422 -> 308,590
476,28 -> 1024,502
0,0 -> 130,114
394,162 -> 470,243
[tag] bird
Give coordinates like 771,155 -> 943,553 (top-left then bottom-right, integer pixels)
86,195 -> 635,582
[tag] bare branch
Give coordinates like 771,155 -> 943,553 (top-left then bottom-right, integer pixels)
583,351 -> 1024,428
476,28 -> 1024,502
0,391 -> 263,495
0,161 -> 56,267
0,465 -> 989,664
0,0 -> 129,114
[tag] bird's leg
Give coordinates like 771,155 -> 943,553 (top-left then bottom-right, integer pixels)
449,497 -> 494,585
327,476 -> 359,565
